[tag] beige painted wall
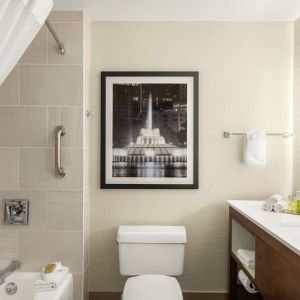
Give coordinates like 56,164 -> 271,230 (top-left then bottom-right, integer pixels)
89,22 -> 293,292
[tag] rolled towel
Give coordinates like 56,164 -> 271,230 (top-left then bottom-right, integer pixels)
237,249 -> 255,269
266,194 -> 282,205
273,200 -> 288,213
35,266 -> 69,292
262,201 -> 273,212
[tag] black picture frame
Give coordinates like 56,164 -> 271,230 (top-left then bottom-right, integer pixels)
101,71 -> 199,189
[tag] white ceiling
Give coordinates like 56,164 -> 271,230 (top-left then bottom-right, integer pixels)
53,0 -> 300,21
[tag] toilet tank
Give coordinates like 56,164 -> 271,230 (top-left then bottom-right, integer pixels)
117,225 -> 186,276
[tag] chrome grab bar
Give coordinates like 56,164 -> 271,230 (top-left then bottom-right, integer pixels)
55,126 -> 66,177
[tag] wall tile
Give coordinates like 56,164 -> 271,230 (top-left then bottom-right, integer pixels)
19,231 -> 83,272
73,273 -> 84,300
83,267 -> 89,300
83,149 -> 90,189
48,107 -> 83,147
0,231 -> 18,260
19,148 -> 83,190
83,226 -> 89,269
0,190 -> 46,230
48,23 -> 83,65
48,11 -> 83,22
83,189 -> 90,230
0,107 -> 47,147
20,26 -> 47,64
20,65 -> 83,106
0,149 -> 18,189
0,65 -> 19,105
47,190 -> 83,231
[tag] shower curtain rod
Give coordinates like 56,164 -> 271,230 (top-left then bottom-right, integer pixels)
45,19 -> 65,55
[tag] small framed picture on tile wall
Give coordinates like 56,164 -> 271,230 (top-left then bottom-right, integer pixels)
100,71 -> 199,189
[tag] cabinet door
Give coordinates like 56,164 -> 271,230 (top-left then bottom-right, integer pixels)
256,238 -> 300,300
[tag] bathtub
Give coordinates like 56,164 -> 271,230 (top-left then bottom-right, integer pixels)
0,272 -> 73,300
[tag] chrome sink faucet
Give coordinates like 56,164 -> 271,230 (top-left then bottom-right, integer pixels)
0,260 -> 21,285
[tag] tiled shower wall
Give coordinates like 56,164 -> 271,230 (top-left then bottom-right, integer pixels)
0,11 -> 90,300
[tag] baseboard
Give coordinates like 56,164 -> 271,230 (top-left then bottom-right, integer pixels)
89,291 -> 228,300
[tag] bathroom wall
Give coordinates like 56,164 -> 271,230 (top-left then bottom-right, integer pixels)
0,11 -> 90,300
89,22 -> 293,292
294,18 -> 300,191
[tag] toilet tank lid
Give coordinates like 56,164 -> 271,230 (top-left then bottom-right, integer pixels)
117,226 -> 186,244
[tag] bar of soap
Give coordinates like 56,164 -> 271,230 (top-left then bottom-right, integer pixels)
44,263 -> 57,273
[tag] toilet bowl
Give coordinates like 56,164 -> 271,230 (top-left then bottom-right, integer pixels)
117,226 -> 186,300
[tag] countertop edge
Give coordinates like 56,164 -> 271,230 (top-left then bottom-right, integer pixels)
227,200 -> 300,256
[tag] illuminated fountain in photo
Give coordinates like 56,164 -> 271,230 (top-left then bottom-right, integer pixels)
113,92 -> 187,164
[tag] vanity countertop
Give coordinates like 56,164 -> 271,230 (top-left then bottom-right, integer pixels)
227,200 -> 300,256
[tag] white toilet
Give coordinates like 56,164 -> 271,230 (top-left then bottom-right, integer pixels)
117,225 -> 187,300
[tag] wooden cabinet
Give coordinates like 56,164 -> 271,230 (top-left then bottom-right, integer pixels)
256,238 -> 300,300
228,207 -> 300,300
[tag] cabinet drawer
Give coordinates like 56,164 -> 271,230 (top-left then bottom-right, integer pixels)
256,238 -> 300,300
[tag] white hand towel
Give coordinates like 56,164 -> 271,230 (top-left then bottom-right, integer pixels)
244,131 -> 266,165
239,257 -> 255,269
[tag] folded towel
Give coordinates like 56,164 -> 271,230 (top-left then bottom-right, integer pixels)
239,256 -> 255,269
35,266 -> 69,292
244,131 -> 266,165
237,249 -> 255,268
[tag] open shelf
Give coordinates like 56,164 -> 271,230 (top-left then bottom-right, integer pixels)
231,219 -> 256,282
231,250 -> 255,281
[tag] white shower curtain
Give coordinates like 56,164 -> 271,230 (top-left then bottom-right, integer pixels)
0,0 -> 53,86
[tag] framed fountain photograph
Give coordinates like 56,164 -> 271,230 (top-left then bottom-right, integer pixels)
101,71 -> 199,189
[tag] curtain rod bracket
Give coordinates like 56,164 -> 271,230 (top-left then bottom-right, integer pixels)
45,19 -> 65,55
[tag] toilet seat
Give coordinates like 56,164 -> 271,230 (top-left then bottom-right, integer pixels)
122,274 -> 183,300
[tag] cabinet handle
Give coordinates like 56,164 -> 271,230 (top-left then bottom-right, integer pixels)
55,126 -> 66,177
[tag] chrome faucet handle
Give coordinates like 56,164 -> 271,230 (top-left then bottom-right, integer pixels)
11,260 -> 21,269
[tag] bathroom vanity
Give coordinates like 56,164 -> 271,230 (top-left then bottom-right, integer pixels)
227,200 -> 300,300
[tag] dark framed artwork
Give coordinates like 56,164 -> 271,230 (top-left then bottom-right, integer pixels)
101,71 -> 199,189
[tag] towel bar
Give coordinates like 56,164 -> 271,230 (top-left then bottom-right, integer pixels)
224,131 -> 293,139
